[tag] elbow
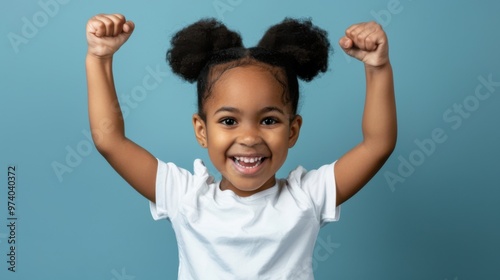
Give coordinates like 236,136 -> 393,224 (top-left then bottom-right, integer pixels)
385,134 -> 397,154
94,142 -> 113,159
364,134 -> 397,162
363,124 -> 398,158
94,143 -> 112,157
92,135 -> 126,158
377,126 -> 398,159
380,136 -> 397,163
380,134 -> 397,160
380,144 -> 395,163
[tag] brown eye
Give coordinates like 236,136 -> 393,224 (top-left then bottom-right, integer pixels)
220,118 -> 237,126
261,117 -> 278,125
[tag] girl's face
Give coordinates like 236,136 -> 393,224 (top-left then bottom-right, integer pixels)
193,64 -> 302,197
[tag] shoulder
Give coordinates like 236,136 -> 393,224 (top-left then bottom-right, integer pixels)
286,162 -> 337,188
283,162 -> 340,225
157,158 -> 213,178
151,158 -> 216,220
156,158 -> 215,193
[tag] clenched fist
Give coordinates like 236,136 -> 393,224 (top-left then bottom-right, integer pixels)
86,14 -> 135,58
339,21 -> 389,68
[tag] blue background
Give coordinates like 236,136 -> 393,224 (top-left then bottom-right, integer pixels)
1,0 -> 499,279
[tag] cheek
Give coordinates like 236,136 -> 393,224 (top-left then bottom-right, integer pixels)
206,128 -> 232,156
265,129 -> 290,149
207,129 -> 227,144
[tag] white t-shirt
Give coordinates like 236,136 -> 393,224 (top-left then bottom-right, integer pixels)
150,159 -> 340,280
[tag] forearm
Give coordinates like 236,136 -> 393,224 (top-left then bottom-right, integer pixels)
86,54 -> 126,153
361,62 -> 397,156
334,22 -> 396,205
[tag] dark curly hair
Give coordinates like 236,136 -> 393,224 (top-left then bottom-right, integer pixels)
167,18 -> 331,120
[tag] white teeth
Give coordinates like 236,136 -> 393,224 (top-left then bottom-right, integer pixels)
235,157 -> 262,163
233,157 -> 264,169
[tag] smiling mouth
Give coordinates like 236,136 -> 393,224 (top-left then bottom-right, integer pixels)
232,156 -> 266,169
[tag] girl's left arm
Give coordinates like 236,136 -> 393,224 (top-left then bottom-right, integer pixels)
334,22 -> 397,206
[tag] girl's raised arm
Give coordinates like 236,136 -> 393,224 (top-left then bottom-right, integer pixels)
334,22 -> 397,206
86,14 -> 157,202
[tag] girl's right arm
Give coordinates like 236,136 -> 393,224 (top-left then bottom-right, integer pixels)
86,14 -> 157,202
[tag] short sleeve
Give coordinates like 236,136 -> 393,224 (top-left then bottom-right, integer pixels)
288,161 -> 341,226
149,159 -> 196,220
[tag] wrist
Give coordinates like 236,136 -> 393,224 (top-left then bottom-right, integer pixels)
365,60 -> 391,73
86,52 -> 114,68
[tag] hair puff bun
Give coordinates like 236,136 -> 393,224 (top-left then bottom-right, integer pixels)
257,18 -> 330,82
167,18 -> 243,83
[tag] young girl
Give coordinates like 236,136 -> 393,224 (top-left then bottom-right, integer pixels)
86,13 -> 396,279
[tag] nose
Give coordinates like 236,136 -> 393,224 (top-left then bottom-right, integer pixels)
237,124 -> 263,147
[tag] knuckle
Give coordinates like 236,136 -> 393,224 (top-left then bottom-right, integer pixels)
114,14 -> 126,23
96,21 -> 105,29
104,22 -> 113,30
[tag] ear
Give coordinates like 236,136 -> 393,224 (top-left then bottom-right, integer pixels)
192,114 -> 208,148
288,115 -> 302,148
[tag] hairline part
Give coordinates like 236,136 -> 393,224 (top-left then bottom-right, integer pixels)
199,57 -> 291,121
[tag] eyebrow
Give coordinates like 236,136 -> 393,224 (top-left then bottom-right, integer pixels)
213,106 -> 286,116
